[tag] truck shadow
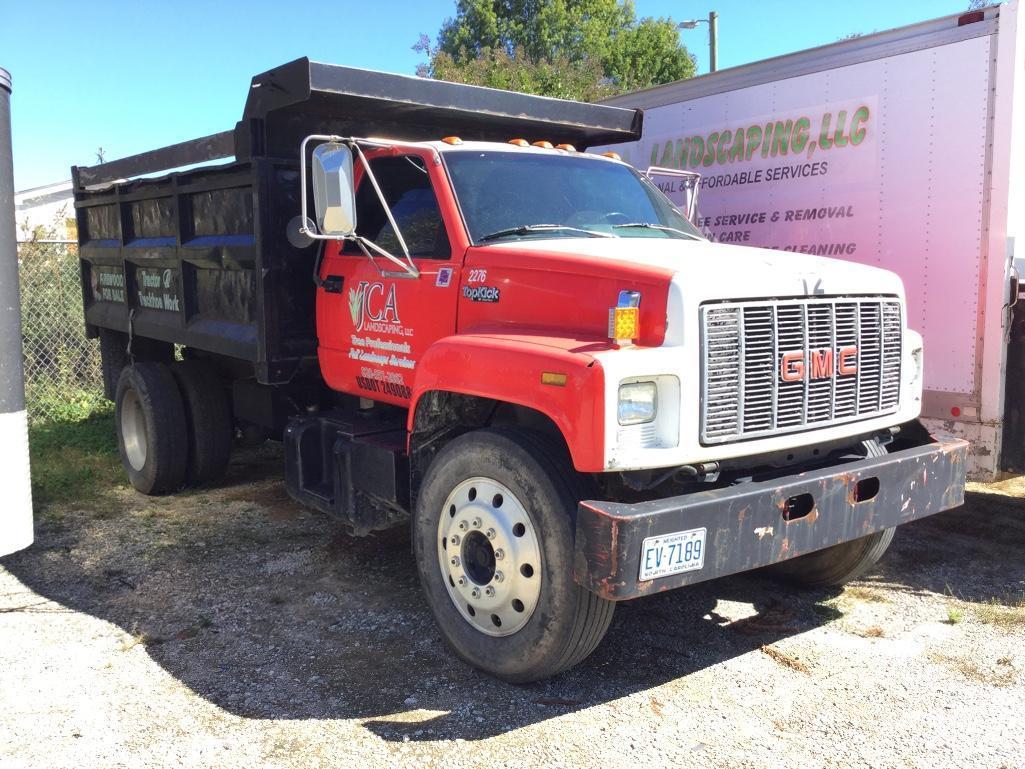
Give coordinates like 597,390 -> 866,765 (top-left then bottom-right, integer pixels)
863,487 -> 1025,604
2,447 -> 1019,742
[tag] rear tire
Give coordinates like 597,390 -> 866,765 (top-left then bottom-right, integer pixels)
115,363 -> 188,495
99,329 -> 129,401
172,360 -> 233,486
413,428 -> 614,683
767,527 -> 896,587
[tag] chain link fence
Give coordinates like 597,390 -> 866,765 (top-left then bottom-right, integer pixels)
17,240 -> 105,423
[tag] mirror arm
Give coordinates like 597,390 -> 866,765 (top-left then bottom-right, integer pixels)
298,134 -> 420,280
355,236 -> 420,279
350,142 -> 418,277
644,166 -> 703,223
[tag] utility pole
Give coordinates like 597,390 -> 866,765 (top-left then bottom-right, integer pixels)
0,66 -> 34,557
679,10 -> 719,73
708,11 -> 718,73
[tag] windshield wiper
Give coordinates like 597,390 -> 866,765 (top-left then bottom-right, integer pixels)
478,224 -> 614,243
611,222 -> 701,240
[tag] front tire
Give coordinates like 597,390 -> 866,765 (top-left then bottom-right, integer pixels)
767,527 -> 896,587
413,429 -> 614,683
115,362 -> 188,495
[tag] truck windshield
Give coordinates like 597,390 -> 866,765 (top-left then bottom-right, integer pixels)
443,150 -> 703,245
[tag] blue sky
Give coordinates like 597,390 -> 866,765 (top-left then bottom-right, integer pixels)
2,0 -> 971,190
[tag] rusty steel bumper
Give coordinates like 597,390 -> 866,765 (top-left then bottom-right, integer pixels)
574,435 -> 968,600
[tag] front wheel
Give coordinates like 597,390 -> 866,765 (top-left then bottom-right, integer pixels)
766,527 -> 896,587
413,429 -> 614,683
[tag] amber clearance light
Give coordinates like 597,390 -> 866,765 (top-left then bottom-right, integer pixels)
609,290 -> 641,345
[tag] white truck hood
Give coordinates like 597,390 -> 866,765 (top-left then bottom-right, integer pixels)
493,237 -> 906,301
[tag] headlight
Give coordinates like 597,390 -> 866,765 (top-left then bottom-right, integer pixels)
618,381 -> 657,425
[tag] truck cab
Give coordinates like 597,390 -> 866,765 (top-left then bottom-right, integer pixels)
312,137 -> 922,473
73,59 -> 968,682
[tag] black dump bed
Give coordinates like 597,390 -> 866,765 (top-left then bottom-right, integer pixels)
73,58 -> 642,384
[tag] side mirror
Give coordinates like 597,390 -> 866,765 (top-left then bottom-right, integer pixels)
312,142 -> 356,237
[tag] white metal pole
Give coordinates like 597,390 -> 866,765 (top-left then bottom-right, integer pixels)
0,66 -> 34,556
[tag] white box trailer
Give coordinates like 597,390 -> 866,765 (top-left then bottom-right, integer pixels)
598,2 -> 1025,479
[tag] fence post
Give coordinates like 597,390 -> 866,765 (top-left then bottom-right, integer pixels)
0,66 -> 33,556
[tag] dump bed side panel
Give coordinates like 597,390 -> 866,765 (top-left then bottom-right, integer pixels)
76,159 -> 318,384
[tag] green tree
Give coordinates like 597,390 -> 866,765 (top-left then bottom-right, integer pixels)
415,0 -> 695,101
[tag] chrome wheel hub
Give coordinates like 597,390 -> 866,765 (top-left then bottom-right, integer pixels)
437,477 -> 541,636
120,388 -> 148,472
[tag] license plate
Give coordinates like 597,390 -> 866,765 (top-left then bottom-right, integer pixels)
638,528 -> 706,581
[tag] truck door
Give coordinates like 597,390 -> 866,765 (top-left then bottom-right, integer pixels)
316,150 -> 463,406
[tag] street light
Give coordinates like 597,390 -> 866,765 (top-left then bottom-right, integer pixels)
678,11 -> 718,73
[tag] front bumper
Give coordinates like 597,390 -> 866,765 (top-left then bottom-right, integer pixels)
574,435 -> 968,600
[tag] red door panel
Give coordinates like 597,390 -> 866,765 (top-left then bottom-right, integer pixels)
316,149 -> 465,406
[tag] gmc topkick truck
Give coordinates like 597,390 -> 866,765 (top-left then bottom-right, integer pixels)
72,60 -> 968,682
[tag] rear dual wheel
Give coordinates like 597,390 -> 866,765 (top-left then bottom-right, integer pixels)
115,359 -> 232,495
172,360 -> 233,486
116,362 -> 188,495
414,429 -> 615,683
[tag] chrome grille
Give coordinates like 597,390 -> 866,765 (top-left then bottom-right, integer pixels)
701,298 -> 902,444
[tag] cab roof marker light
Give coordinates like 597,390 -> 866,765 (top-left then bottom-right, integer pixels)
508,138 -> 529,146
441,136 -> 463,145
602,151 -> 622,160
555,143 -> 577,152
532,140 -> 554,149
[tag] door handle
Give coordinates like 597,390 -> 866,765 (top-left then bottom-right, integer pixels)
322,275 -> 344,294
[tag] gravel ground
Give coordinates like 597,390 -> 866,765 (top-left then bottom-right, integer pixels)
1,443 -> 1023,769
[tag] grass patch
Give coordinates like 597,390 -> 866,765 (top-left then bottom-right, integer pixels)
28,404 -> 124,512
929,652 -> 1018,687
760,644 -> 811,674
27,387 -> 108,426
842,585 -> 890,604
973,596 -> 1025,629
942,585 -> 1025,629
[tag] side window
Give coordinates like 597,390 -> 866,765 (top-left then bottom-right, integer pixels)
344,155 -> 450,259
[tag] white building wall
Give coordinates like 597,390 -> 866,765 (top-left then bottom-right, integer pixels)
14,180 -> 74,241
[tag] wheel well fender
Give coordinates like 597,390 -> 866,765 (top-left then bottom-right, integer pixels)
407,335 -> 606,474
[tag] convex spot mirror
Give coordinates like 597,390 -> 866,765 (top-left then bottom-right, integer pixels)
312,142 -> 356,237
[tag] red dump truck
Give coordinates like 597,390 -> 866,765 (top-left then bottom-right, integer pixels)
73,59 -> 967,681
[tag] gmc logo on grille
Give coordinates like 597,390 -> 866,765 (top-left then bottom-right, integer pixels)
780,347 -> 859,382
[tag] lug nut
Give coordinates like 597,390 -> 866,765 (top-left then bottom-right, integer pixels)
493,571 -> 504,583
494,548 -> 505,560
450,556 -> 460,567
485,528 -> 496,540
471,517 -> 482,529
484,586 -> 496,597
450,534 -> 461,546
458,520 -> 468,531
471,588 -> 481,599
456,575 -> 467,586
